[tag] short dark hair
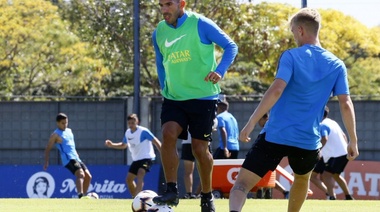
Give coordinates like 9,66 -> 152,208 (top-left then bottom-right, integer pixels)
56,113 -> 68,122
127,113 -> 139,121
217,100 -> 229,109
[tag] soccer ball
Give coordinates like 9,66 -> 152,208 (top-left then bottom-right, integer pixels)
147,204 -> 174,212
132,190 -> 158,212
87,192 -> 99,199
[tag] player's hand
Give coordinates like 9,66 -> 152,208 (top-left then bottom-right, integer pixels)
240,123 -> 255,143
204,71 -> 221,84
346,141 -> 359,160
105,140 -> 112,147
224,148 -> 231,158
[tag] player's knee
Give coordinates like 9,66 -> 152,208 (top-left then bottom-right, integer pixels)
85,172 -> 92,181
75,169 -> 85,179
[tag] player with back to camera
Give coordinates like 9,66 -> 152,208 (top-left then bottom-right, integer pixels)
229,8 -> 358,212
152,0 -> 237,211
105,113 -> 162,198
44,113 -> 92,199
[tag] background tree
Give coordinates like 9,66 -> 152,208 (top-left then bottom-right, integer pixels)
0,0 -> 109,99
2,0 -> 379,99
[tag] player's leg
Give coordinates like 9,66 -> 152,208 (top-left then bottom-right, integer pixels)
126,173 -> 137,197
288,171 -> 313,211
192,139 -> 213,194
127,160 -> 141,197
230,168 -> 262,211
230,133 -> 283,212
80,162 -> 92,194
135,159 -> 152,196
288,148 -> 319,212
321,170 -> 336,199
309,158 -> 328,196
135,167 -> 147,195
65,160 -> 85,198
187,99 -> 216,212
183,160 -> 195,198
181,143 -> 196,198
325,155 -> 353,199
153,99 -> 186,206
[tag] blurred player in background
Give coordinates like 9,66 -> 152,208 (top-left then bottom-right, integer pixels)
44,113 -> 92,199
105,113 -> 161,198
213,100 -> 239,159
319,106 -> 354,200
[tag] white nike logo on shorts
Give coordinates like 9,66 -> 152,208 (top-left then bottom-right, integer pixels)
165,34 -> 186,47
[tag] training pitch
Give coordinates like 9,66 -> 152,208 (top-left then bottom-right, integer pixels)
0,198 -> 379,211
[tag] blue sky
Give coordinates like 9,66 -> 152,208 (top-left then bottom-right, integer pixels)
245,0 -> 380,28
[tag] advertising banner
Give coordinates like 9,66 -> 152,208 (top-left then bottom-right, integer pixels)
0,165 -> 160,199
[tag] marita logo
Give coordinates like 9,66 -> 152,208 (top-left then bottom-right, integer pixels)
60,179 -> 127,194
26,172 -> 55,198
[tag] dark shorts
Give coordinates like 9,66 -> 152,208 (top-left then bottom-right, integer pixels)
242,133 -> 320,177
161,98 -> 217,141
65,159 -> 88,175
313,157 -> 325,174
213,147 -> 239,159
129,158 -> 153,175
324,155 -> 348,174
181,143 -> 212,161
181,143 -> 195,162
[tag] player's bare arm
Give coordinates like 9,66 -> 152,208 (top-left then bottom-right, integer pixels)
240,79 -> 286,142
104,139 -> 128,150
152,137 -> 162,153
337,94 -> 359,160
43,133 -> 59,170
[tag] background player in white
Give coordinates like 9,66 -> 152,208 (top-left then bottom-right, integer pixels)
105,113 -> 161,197
44,113 -> 92,199
320,106 -> 354,200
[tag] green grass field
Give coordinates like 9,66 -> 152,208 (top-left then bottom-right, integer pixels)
0,199 -> 379,211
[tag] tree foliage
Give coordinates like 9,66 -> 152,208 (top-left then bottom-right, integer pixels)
0,0 -> 109,99
1,0 -> 379,99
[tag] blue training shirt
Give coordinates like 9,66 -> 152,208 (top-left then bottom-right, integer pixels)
152,11 -> 238,100
263,44 -> 349,150
217,111 -> 239,150
54,128 -> 81,166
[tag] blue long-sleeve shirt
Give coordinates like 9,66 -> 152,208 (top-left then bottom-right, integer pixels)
152,11 -> 238,100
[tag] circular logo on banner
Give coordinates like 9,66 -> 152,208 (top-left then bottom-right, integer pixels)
26,171 -> 55,198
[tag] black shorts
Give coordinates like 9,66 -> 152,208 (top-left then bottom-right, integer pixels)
324,155 -> 348,174
161,98 -> 217,141
242,133 -> 320,177
181,143 -> 212,161
213,147 -> 239,159
313,157 -> 325,174
129,158 -> 153,175
181,143 -> 195,162
65,159 -> 88,175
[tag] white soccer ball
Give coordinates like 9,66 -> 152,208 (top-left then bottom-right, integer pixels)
87,192 -> 99,199
132,190 -> 158,212
147,204 -> 174,212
